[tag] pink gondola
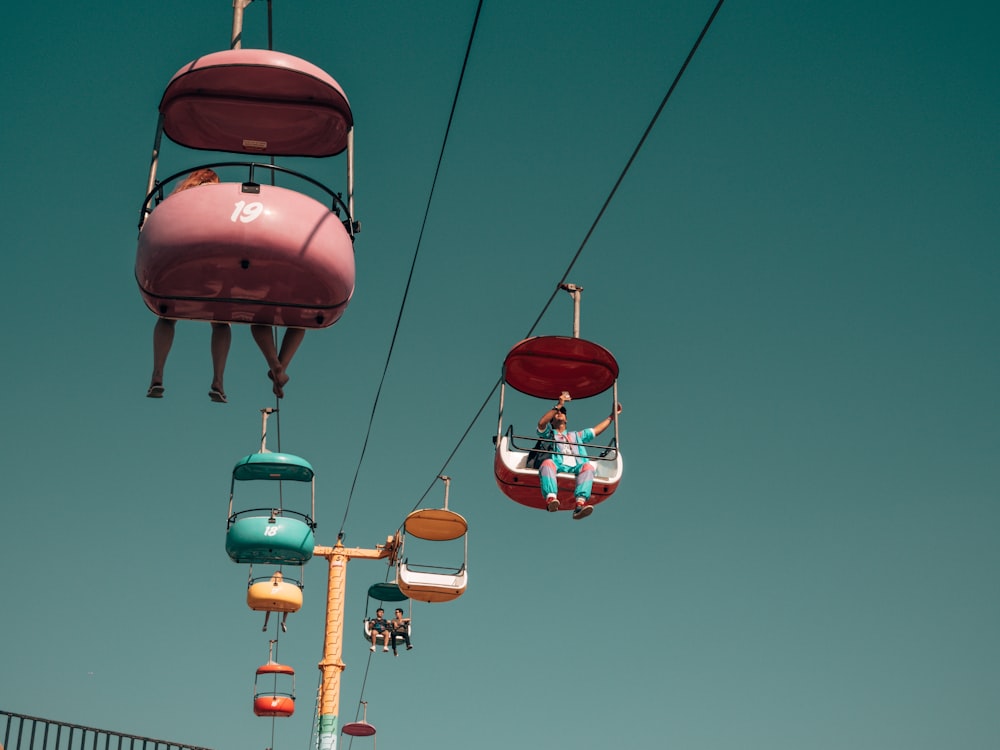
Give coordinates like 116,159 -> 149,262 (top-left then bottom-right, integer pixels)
136,179 -> 354,327
137,47 -> 357,326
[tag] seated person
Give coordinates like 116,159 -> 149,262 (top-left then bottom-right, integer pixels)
146,169 -> 231,403
369,608 -> 390,652
389,608 -> 412,656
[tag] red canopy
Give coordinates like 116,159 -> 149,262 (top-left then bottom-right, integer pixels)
503,336 -> 618,399
342,722 -> 376,737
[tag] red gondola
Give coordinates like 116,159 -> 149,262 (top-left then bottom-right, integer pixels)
494,285 -> 623,511
253,644 -> 296,718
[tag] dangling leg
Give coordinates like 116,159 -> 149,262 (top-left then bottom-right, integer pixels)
572,463 -> 596,520
148,318 -> 175,397
277,328 -> 305,370
209,323 -> 231,402
262,611 -> 271,632
280,612 -> 288,633
574,462 -> 595,501
269,328 -> 305,398
539,459 -> 560,511
251,325 -> 288,397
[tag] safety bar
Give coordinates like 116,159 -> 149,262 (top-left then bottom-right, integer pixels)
400,561 -> 466,575
138,161 -> 356,238
504,425 -> 619,461
227,508 -> 316,530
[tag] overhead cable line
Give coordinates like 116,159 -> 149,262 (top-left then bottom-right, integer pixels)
333,0 -> 726,738
406,0 -> 729,513
336,0 -> 485,537
526,0 -> 728,334
332,2 -> 485,729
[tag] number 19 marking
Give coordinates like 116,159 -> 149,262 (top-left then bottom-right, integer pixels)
231,200 -> 264,223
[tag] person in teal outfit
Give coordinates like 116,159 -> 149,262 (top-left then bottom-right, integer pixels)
536,391 -> 621,520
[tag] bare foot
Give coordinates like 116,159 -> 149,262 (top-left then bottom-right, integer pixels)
267,368 -> 289,398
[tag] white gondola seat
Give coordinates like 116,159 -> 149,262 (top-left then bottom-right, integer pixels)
494,429 -> 623,511
396,562 -> 468,603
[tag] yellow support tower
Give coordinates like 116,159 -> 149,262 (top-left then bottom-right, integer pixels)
314,534 -> 401,750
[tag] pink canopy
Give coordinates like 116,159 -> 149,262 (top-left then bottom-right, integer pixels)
160,49 -> 353,156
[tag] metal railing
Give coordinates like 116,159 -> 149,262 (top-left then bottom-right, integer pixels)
1,711 -> 212,750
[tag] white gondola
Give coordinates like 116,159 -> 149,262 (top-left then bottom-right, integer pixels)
362,582 -> 411,647
396,562 -> 467,603
363,618 -> 412,648
495,426 -> 623,485
395,477 -> 468,603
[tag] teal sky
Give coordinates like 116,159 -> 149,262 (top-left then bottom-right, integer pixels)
2,1 -> 998,749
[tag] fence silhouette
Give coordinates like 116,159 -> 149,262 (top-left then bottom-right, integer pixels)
1,712 -> 212,750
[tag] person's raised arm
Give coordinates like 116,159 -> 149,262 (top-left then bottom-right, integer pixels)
538,391 -> 571,431
592,402 -> 623,437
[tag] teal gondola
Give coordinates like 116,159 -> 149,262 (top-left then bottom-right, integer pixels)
226,451 -> 316,565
